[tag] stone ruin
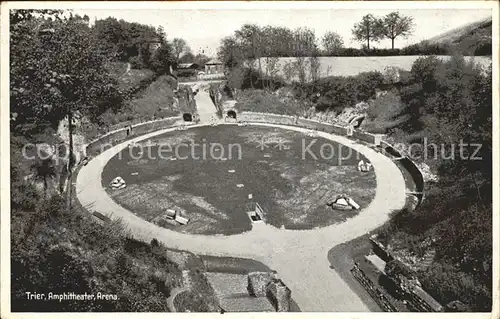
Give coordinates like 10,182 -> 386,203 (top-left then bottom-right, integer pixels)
247,271 -> 291,312
327,194 -> 360,210
266,278 -> 291,312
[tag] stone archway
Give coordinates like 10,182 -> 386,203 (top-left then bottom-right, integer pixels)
227,110 -> 237,119
183,113 -> 193,122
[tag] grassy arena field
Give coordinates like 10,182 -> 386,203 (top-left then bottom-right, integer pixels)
102,125 -> 376,235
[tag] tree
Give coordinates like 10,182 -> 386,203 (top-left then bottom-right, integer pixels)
10,10 -> 123,210
282,60 -> 296,83
179,52 -> 195,63
148,27 -> 175,75
149,41 -> 175,75
93,17 -> 161,64
172,38 -> 190,62
309,55 -> 321,83
352,14 -> 382,50
31,156 -> 56,198
235,24 -> 263,80
293,56 -> 309,85
378,12 -> 414,49
218,35 -> 244,70
293,27 -> 317,57
266,56 -> 280,90
322,31 -> 344,55
194,53 -> 211,66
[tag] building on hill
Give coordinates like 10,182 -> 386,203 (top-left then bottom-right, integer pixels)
205,59 -> 224,74
175,63 -> 199,77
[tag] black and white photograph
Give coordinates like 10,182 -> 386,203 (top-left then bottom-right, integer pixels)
1,1 -> 498,315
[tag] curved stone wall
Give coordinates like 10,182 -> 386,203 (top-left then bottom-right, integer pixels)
85,116 -> 181,156
379,141 -> 425,205
83,111 -> 424,207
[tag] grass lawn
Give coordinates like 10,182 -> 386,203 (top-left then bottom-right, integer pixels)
103,125 -> 376,235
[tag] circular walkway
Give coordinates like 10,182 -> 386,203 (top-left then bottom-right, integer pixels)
76,92 -> 406,311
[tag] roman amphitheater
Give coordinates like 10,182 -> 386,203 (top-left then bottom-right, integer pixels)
77,86 -> 421,311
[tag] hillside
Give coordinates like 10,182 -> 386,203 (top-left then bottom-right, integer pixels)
224,54 -> 492,310
422,17 -> 492,55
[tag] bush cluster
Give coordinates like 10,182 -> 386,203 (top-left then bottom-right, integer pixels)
11,192 -> 182,311
294,71 -> 385,112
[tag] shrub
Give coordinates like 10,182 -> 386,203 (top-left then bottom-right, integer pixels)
409,56 -> 442,86
381,53 -> 492,312
129,56 -> 146,69
299,71 -> 385,112
400,42 -> 451,55
474,40 -> 492,55
364,91 -> 408,134
227,67 -> 246,90
355,71 -> 385,101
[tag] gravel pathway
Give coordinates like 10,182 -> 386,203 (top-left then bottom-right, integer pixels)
76,91 -> 406,312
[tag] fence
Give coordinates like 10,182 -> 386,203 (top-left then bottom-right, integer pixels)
351,265 -> 397,312
198,73 -> 226,81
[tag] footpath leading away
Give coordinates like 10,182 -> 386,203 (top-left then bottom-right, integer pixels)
76,90 -> 406,311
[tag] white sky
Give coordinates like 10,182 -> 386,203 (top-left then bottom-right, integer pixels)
73,8 -> 491,57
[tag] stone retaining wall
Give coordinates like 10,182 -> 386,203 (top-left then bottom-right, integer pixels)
85,116 -> 182,156
380,140 -> 424,205
240,112 -> 383,145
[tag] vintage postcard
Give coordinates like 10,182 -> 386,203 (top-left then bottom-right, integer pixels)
1,1 -> 498,317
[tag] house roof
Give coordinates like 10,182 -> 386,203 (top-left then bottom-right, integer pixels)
205,59 -> 222,65
177,63 -> 199,69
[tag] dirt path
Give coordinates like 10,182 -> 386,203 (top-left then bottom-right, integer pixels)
195,90 -> 219,123
76,93 -> 406,312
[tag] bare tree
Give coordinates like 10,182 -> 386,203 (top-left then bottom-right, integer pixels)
378,12 -> 414,49
325,65 -> 333,77
172,38 -> 190,61
266,56 -> 280,90
282,60 -> 296,83
294,56 -> 309,85
352,14 -> 382,50
322,31 -> 344,55
309,56 -> 321,85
